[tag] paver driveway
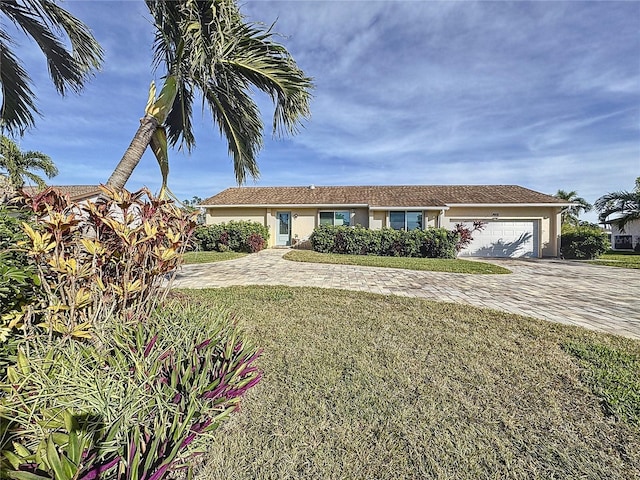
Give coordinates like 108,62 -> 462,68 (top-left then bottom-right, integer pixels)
173,249 -> 640,339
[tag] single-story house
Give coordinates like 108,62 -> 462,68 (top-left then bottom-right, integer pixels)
609,220 -> 640,251
21,185 -> 103,203
200,185 -> 572,258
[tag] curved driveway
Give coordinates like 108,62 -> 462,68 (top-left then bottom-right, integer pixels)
173,249 -> 640,340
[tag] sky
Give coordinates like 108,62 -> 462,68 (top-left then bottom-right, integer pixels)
5,0 -> 640,223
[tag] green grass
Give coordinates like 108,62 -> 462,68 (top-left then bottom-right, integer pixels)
172,287 -> 640,480
182,251 -> 246,264
283,249 -> 511,274
563,341 -> 640,427
587,251 -> 640,269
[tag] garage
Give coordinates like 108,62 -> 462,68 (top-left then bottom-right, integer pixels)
451,220 -> 539,258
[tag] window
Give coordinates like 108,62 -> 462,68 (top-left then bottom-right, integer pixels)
614,235 -> 633,249
320,211 -> 350,226
389,211 -> 423,231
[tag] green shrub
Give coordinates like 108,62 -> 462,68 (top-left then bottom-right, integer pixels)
0,299 -> 262,480
561,223 -> 609,259
309,225 -> 458,258
0,207 -> 42,359
12,186 -> 196,342
195,221 -> 269,253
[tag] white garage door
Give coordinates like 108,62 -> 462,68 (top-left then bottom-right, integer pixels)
450,220 -> 539,258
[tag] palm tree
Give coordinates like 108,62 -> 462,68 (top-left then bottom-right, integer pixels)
595,177 -> 640,233
554,189 -> 592,225
0,135 -> 58,190
106,0 -> 312,191
0,0 -> 103,135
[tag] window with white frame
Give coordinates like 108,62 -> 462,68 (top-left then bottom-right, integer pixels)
319,211 -> 351,226
389,211 -> 423,231
614,235 -> 633,249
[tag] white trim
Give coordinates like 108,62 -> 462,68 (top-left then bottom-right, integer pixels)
201,203 -> 369,209
445,203 -> 571,207
370,206 -> 448,211
447,216 -> 544,220
202,203 -> 568,209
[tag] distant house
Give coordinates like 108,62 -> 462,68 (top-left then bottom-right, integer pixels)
609,220 -> 640,251
21,185 -> 103,204
200,185 -> 572,258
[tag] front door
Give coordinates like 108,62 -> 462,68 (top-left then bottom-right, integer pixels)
276,211 -> 291,246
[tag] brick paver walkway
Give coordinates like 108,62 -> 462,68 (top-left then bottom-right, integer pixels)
173,249 -> 640,339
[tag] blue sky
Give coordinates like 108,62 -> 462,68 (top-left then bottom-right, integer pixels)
7,0 -> 640,222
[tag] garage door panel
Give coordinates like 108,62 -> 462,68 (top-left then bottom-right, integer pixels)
451,220 -> 539,258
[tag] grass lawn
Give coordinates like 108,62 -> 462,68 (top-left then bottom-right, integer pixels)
174,287 -> 640,480
183,251 -> 246,264
587,251 -> 640,269
283,249 -> 511,274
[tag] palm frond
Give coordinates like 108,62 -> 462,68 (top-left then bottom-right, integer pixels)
221,21 -> 313,136
40,0 -> 104,74
22,151 -> 58,177
1,0 -> 83,94
595,190 -> 640,232
0,0 -> 102,134
204,77 -> 262,184
165,80 -> 195,150
0,32 -> 39,134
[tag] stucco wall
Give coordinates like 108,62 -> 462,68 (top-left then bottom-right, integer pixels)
369,210 -> 386,230
205,207 -> 267,225
205,205 -> 563,255
610,220 -> 640,250
445,206 -> 562,257
352,208 -> 369,227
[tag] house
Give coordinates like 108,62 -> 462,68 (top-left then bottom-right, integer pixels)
200,185 -> 572,258
609,220 -> 640,251
21,185 -> 103,203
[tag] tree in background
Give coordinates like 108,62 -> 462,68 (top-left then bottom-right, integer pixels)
554,189 -> 592,226
0,0 -> 103,135
595,177 -> 640,233
106,0 -> 312,193
182,195 -> 204,208
0,135 -> 57,190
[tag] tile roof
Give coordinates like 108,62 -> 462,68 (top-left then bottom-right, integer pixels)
22,185 -> 102,201
201,185 -> 568,207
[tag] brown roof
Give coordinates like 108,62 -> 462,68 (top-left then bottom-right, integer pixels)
22,185 -> 102,201
201,185 -> 568,207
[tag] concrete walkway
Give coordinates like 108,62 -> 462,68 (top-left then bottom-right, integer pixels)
173,249 -> 640,340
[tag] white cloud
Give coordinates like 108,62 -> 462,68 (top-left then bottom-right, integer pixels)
4,0 -> 638,217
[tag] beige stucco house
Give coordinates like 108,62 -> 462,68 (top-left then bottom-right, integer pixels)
200,185 -> 572,258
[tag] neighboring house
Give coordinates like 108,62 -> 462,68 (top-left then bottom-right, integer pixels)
200,185 -> 572,258
21,185 -> 103,204
609,220 -> 640,251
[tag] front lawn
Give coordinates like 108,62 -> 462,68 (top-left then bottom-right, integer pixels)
183,250 -> 246,264
283,249 -> 511,274
587,251 -> 640,269
176,287 -> 639,479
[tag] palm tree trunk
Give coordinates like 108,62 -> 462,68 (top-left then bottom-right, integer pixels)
106,115 -> 159,189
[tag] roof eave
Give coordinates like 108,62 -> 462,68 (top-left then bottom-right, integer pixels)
369,206 -> 448,211
445,203 -> 572,207
200,203 -> 370,209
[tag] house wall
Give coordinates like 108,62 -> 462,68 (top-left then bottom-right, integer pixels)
205,205 -> 564,255
352,208 -> 369,227
204,207 -> 267,225
369,210 -> 385,230
444,206 -> 562,257
205,207 -> 367,247
610,220 -> 640,250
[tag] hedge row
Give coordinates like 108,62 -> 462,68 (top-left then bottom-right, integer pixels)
309,225 -> 458,258
560,223 -> 609,259
194,221 -> 269,253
